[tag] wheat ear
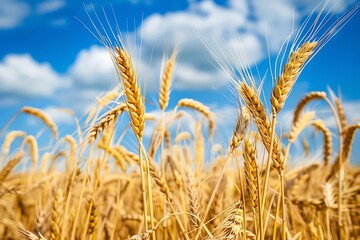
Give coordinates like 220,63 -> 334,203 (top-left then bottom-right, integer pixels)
24,135 -> 38,166
293,91 -> 326,124
271,41 -> 317,113
97,88 -> 120,107
222,201 -> 244,239
335,98 -> 347,132
114,46 -> 153,233
238,82 -> 284,171
114,145 -> 138,166
177,98 -> 215,137
147,158 -> 173,204
87,199 -> 98,236
21,106 -> 58,139
175,131 -> 192,143
243,139 -> 259,209
288,111 -> 316,143
186,166 -> 201,230
342,123 -> 360,161
159,49 -> 177,111
230,107 -> 249,153
323,181 -> 335,238
114,47 -> 145,139
50,189 -> 63,240
243,137 -> 263,238
2,131 -> 26,156
311,120 -> 332,166
0,154 -> 21,183
88,103 -> 126,143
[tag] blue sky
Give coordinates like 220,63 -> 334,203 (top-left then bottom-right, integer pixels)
0,0 -> 359,163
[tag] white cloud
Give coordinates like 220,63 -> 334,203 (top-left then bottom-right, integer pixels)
42,106 -> 74,125
68,45 -> 117,90
293,0 -> 357,15
252,0 -> 299,52
51,18 -> 67,26
0,54 -> 67,98
36,0 -> 65,14
137,0 -> 301,90
0,0 -> 30,29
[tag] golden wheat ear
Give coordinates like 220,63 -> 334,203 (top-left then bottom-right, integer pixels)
114,47 -> 145,140
2,131 -> 26,156
21,106 -> 58,139
311,119 -> 332,166
177,98 -> 215,137
238,82 -> 284,171
159,49 -> 177,111
229,107 -> 249,153
293,91 -> 326,124
288,111 -> 316,144
221,201 -> 245,239
342,123 -> 360,162
271,41 -> 317,114
0,154 -> 22,183
87,103 -> 126,143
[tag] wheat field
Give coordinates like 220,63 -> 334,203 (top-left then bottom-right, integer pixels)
0,3 -> 360,240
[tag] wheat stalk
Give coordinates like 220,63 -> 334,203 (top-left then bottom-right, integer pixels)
64,135 -> 76,171
195,122 -> 204,175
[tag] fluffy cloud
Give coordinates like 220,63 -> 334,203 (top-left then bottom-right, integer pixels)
0,0 -> 66,29
42,106 -> 74,125
68,45 -> 117,90
137,0 -> 298,90
0,54 -> 67,99
36,0 -> 66,14
0,0 -> 30,29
